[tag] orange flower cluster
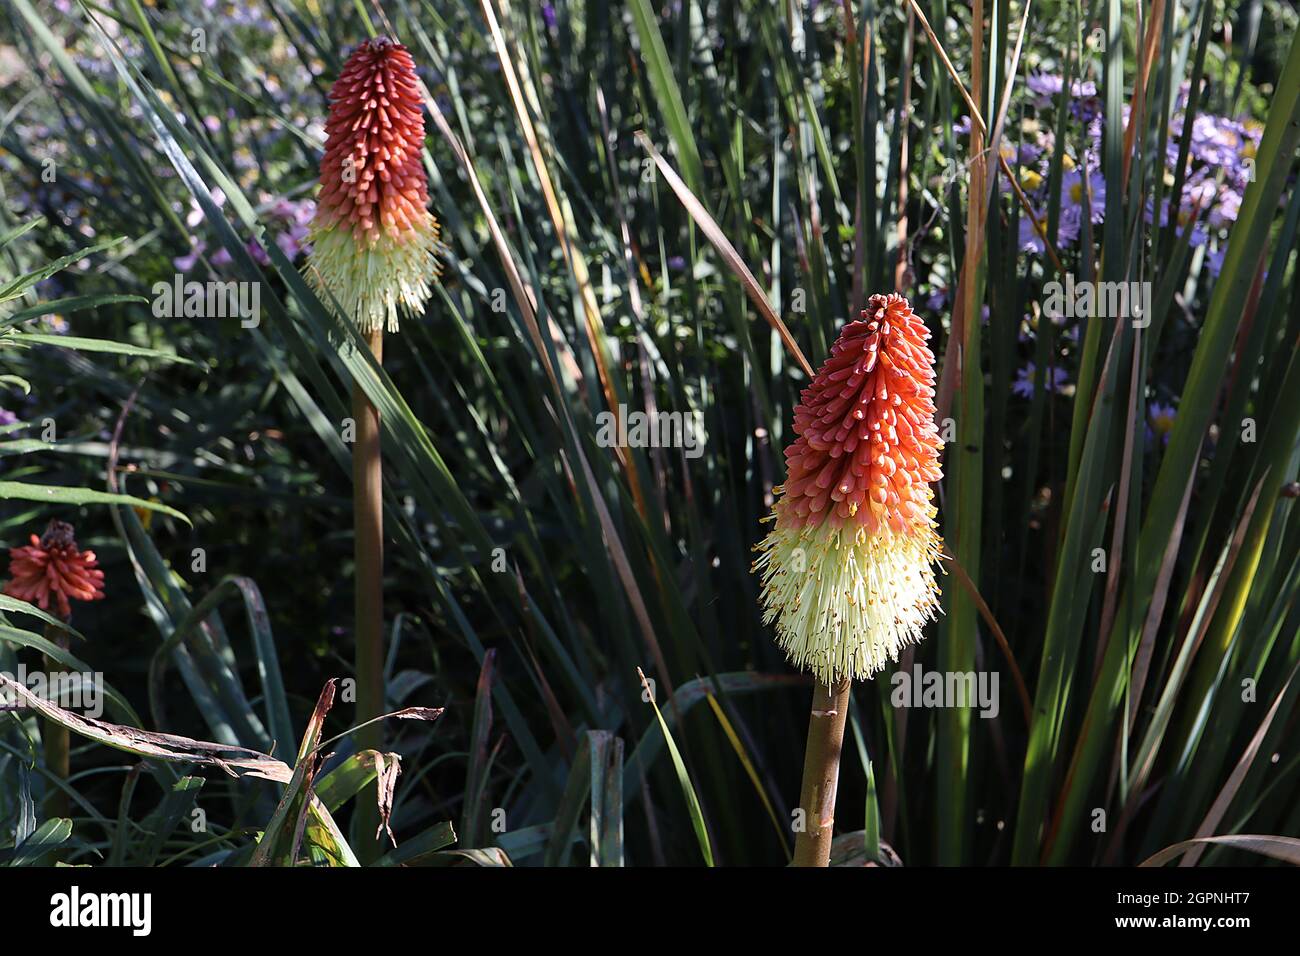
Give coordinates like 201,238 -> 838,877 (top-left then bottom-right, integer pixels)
4,520 -> 105,620
315,37 -> 431,244
778,293 -> 944,533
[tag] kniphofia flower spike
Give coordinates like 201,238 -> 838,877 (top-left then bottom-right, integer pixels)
306,37 -> 440,333
754,294 -> 945,684
4,520 -> 105,621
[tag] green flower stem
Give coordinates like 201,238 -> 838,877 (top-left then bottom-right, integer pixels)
792,679 -> 852,867
352,326 -> 385,863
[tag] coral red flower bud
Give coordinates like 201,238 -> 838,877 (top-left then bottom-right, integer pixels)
753,294 -> 945,683
307,37 -> 440,333
3,520 -> 105,621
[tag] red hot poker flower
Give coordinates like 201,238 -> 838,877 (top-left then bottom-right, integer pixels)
307,37 -> 440,333
3,520 -> 105,621
780,293 -> 943,533
753,293 -> 945,683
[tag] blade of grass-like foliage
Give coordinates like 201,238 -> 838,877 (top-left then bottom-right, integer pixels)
430,847 -> 512,867
146,575 -> 294,762
3,294 -> 146,327
0,217 -> 42,253
11,333 -> 195,365
1156,359 -> 1300,835
137,776 -> 204,866
936,12 -> 985,871
0,481 -> 190,524
942,548 -> 1032,725
1091,330 -> 1144,677
1012,328 -> 1125,863
1066,217 -> 1300,868
636,131 -> 814,377
703,690 -> 789,859
0,440 -> 49,457
15,763 -> 35,846
623,671 -> 807,792
1124,475 -> 1265,804
249,680 -> 346,867
0,595 -> 83,640
461,649 -> 496,850
1179,661 -> 1300,866
847,704 -> 881,864
414,50 -> 680,717
1,819 -> 72,867
314,752 -> 393,814
1040,28 -> 1300,854
590,731 -> 624,867
481,0 -> 651,522
637,668 -> 713,866
0,236 -> 126,306
1173,186 -> 1300,570
626,0 -> 704,192
106,766 -> 144,867
374,821 -> 457,867
0,624 -> 140,725
0,481 -> 189,528
113,504 -> 263,749
1117,439 -> 1200,796
1136,29 -> 1300,617
1158,0 -> 1215,267
1140,834 -> 1300,867
544,730 -> 620,867
1060,0 -> 1125,508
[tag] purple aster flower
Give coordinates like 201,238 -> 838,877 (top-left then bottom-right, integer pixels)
1062,168 -> 1106,224
246,239 -> 271,266
1012,361 -> 1070,398
1147,401 -> 1177,446
275,222 -> 311,260
1018,142 -> 1043,166
174,242 -> 205,271
925,286 -> 948,311
1071,81 -> 1102,123
1018,206 -> 1082,254
1187,114 -> 1252,169
1018,215 -> 1049,255
1207,187 -> 1242,229
1205,245 -> 1227,277
1026,72 -> 1064,107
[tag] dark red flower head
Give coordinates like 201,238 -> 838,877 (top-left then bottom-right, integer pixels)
307,37 -> 441,333
777,293 -> 943,535
3,520 -> 105,620
316,37 -> 431,244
